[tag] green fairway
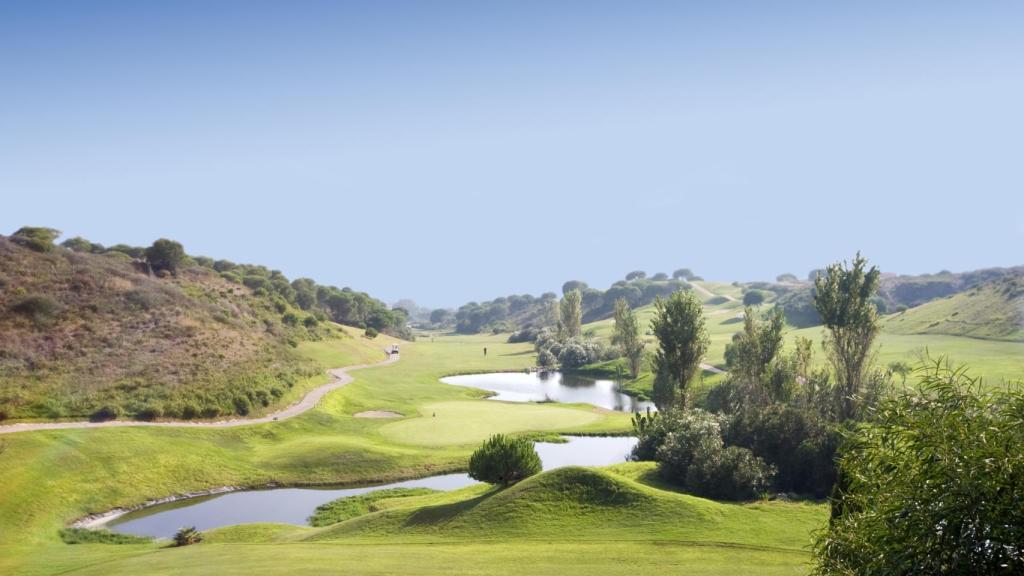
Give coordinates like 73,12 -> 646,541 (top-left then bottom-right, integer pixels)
379,400 -> 627,446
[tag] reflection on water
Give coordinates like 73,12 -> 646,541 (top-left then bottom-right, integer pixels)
108,435 -> 638,538
441,371 -> 656,412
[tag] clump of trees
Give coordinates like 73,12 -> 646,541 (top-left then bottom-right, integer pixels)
533,290 -> 612,369
742,289 -> 766,306
468,434 -> 542,487
814,361 -> 1024,575
651,291 -> 709,410
637,254 -> 891,501
145,238 -> 186,276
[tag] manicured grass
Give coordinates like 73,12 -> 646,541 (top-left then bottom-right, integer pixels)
1,541 -> 815,576
786,327 -> 1024,386
379,400 -> 628,446
881,280 -> 1023,342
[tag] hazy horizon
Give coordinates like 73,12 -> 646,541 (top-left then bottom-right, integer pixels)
4,1 -> 1023,307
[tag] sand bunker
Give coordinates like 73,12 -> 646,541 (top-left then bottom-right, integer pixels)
354,410 -> 403,419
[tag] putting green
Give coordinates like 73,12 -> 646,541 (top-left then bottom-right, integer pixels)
378,401 -> 609,446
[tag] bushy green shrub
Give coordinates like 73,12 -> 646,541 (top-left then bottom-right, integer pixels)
90,405 -> 121,422
742,289 -> 766,306
144,239 -> 186,276
232,395 -> 252,416
468,434 -> 542,486
364,327 -> 379,339
10,226 -> 61,252
9,294 -> 62,324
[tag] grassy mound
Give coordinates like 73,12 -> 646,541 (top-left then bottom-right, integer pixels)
310,464 -> 825,550
883,278 -> 1024,341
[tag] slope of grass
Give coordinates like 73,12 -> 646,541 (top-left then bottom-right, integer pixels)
882,278 -> 1023,342
309,464 -> 825,549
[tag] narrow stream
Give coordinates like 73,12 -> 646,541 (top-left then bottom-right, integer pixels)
108,435 -> 638,538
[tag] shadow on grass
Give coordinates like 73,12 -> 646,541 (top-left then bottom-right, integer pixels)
402,488 -> 500,528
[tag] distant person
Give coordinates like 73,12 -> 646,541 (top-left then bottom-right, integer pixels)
483,347 -> 488,356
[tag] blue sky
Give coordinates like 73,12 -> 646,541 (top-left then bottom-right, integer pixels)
2,1 -> 1022,307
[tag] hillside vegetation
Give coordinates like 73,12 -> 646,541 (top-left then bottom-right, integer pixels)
882,277 -> 1024,341
0,230 -> 404,422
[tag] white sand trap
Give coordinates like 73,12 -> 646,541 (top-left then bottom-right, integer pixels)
354,410 -> 403,419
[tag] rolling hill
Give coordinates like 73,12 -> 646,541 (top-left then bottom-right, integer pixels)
882,277 -> 1024,342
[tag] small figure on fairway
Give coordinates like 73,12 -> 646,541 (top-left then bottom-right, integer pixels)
483,347 -> 488,356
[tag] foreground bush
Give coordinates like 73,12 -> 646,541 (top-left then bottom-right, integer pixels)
469,434 -> 542,487
814,361 -> 1024,575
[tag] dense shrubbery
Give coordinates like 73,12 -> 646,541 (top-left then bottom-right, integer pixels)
632,409 -> 774,501
59,528 -> 151,545
468,434 -> 542,486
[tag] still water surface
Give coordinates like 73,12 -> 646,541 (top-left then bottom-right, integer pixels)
441,371 -> 655,412
109,435 -> 638,538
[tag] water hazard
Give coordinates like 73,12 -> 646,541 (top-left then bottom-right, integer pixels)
441,371 -> 655,412
108,435 -> 638,538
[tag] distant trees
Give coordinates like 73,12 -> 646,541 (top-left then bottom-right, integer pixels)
651,272 -> 669,281
468,434 -> 542,487
813,253 -> 881,420
429,308 -> 453,325
613,298 -> 645,378
814,361 -> 1024,575
673,268 -> 696,280
557,289 -> 582,340
625,270 -> 647,281
807,268 -> 826,281
776,273 -> 798,283
61,236 -> 105,253
741,290 -> 766,306
10,227 -> 61,252
145,239 -> 186,276
561,280 -> 588,294
651,291 -> 709,410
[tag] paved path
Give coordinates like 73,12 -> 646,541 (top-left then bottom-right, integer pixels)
0,351 -> 398,435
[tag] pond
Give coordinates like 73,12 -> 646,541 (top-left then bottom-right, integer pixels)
107,435 -> 638,538
441,371 -> 656,413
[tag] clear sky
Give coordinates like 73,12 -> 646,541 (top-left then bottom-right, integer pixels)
2,1 -> 1022,308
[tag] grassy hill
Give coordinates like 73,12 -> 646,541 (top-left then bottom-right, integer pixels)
0,232 -> 407,422
882,277 -> 1023,342
306,464 -> 824,548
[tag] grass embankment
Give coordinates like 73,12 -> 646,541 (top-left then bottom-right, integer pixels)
2,464 -> 825,576
0,329 -> 640,575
